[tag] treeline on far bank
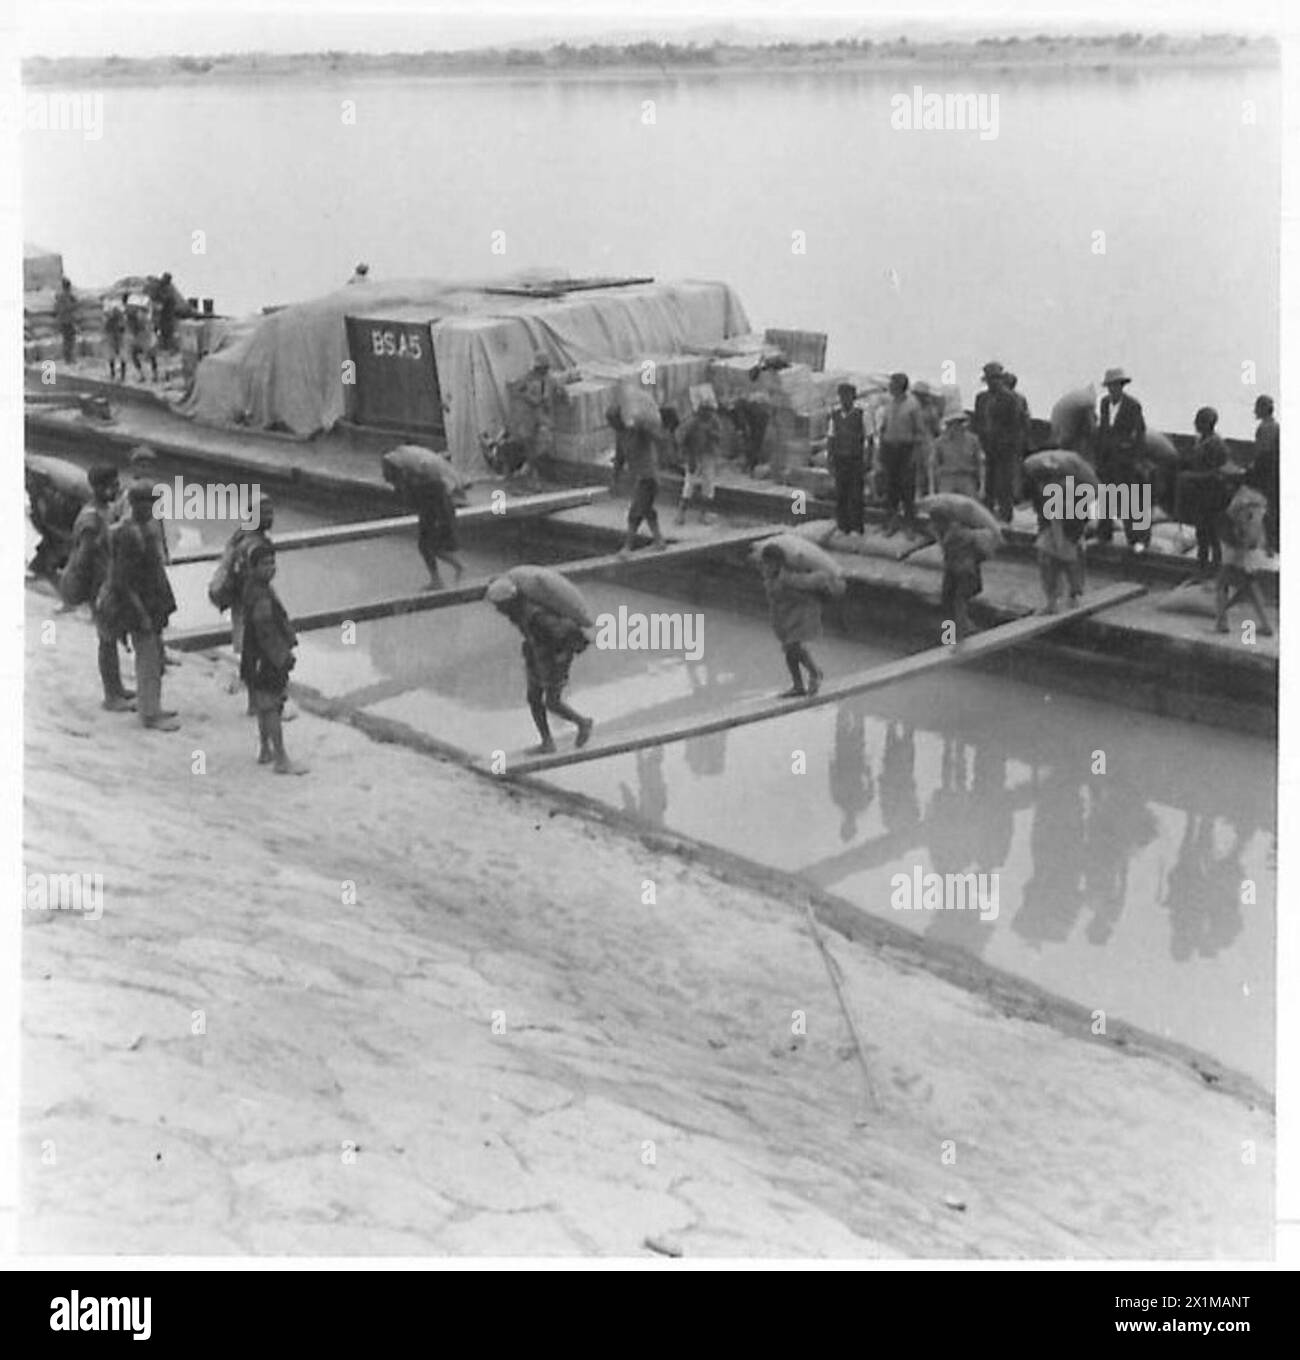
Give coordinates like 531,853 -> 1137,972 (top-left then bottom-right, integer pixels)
22,31 -> 1281,85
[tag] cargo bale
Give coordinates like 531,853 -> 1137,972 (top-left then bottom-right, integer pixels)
763,328 -> 828,372
554,379 -> 620,434
554,429 -> 616,464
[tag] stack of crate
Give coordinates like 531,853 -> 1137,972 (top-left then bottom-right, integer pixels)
552,377 -> 619,464
647,354 -> 713,417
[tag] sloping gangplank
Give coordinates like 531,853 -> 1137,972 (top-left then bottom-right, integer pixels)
169,487 -> 609,565
168,524 -> 779,652
489,582 -> 1146,778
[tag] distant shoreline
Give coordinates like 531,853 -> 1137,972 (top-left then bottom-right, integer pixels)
22,35 -> 1279,87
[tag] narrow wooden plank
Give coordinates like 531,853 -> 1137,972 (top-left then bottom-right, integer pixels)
168,486 -> 611,565
167,524 -> 782,651
491,582 -> 1146,777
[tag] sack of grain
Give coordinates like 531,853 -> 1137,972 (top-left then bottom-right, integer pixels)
618,386 -> 662,432
486,564 -> 595,627
755,532 -> 846,596
381,445 -> 464,498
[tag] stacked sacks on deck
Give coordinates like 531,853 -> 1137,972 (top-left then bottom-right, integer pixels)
23,283 -> 103,360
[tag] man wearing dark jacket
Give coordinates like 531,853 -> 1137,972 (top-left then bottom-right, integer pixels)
974,361 -> 1022,523
828,383 -> 868,535
1094,367 -> 1150,549
104,482 -> 179,731
67,464 -> 135,711
54,278 -> 78,364
1247,395 -> 1279,554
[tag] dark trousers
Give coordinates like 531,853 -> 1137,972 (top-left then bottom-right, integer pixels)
628,476 -> 659,533
1195,515 -> 1222,570
1094,459 -> 1152,547
832,458 -> 865,534
985,446 -> 1016,522
130,629 -> 165,724
878,442 -> 915,522
940,565 -> 982,639
97,635 -> 127,701
60,325 -> 76,363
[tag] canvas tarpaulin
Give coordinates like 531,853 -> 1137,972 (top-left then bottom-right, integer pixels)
179,276 -> 750,473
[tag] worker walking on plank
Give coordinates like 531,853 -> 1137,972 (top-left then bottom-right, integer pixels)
486,574 -> 594,756
758,540 -> 831,699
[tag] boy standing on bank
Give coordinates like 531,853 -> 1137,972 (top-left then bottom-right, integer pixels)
240,543 -> 307,774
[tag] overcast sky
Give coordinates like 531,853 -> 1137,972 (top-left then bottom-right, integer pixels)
18,0 -> 1286,59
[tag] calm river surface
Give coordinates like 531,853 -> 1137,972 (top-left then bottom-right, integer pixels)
152,527 -> 1278,1090
22,64 -> 1279,436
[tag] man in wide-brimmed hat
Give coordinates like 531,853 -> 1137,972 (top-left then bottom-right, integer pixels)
974,361 -> 1021,522
1095,367 -> 1150,550
827,381 -> 868,535
930,397 -> 985,499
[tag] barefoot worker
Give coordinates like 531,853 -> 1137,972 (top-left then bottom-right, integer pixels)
912,493 -> 1002,642
1214,486 -> 1274,639
103,480 -> 180,732
486,570 -> 594,755
241,544 -> 307,774
757,537 -> 844,699
610,403 -> 666,556
381,446 -> 465,589
62,464 -> 135,711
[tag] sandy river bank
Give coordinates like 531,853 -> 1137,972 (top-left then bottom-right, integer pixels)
20,588 -> 1273,1258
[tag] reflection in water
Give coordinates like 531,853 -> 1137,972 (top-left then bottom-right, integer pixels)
619,747 -> 668,829
274,536 -> 1273,1082
921,738 -> 992,958
879,722 -> 920,837
1013,763 -> 1089,949
1163,815 -> 1246,962
1081,780 -> 1159,946
828,704 -> 873,842
682,661 -> 727,779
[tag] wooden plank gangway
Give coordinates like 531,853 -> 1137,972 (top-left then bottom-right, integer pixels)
168,487 -> 610,565
488,582 -> 1147,778
167,523 -> 780,652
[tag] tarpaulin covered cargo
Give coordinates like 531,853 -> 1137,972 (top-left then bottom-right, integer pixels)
23,243 -> 63,292
179,274 -> 751,475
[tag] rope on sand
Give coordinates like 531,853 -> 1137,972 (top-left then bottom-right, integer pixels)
800,898 -> 881,1115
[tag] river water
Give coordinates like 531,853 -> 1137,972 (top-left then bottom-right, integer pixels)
146,520 -> 1275,1089
22,63 -> 1279,437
